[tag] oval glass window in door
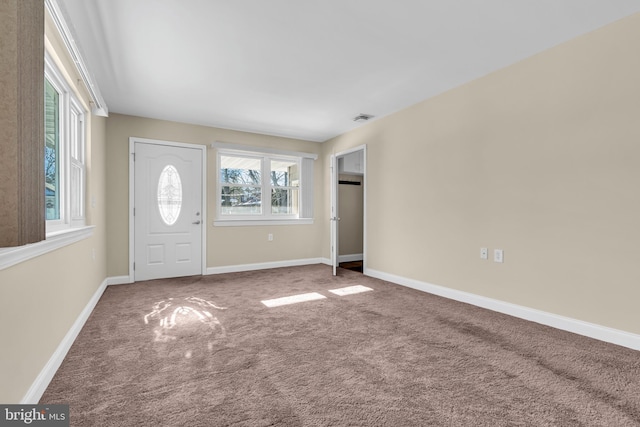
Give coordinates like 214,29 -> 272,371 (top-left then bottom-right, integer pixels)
157,165 -> 182,225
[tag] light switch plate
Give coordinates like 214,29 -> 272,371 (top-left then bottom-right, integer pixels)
494,249 -> 504,263
480,248 -> 488,260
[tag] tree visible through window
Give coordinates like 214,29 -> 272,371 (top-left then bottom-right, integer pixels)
44,79 -> 60,221
44,53 -> 87,232
219,155 -> 300,217
270,159 -> 299,215
220,156 -> 262,215
214,143 -> 315,223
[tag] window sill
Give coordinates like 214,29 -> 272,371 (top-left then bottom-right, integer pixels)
0,226 -> 95,271
214,219 -> 314,227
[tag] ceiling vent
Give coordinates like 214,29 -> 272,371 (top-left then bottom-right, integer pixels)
353,113 -> 375,123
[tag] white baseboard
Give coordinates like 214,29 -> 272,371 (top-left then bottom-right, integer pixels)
207,258 -> 325,275
366,268 -> 640,352
338,253 -> 363,263
106,275 -> 132,286
21,278 -> 109,404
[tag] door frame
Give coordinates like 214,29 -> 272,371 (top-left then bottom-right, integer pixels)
330,154 -> 338,275
128,136 -> 207,283
331,144 -> 367,275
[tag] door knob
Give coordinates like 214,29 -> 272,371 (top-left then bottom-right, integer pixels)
192,220 -> 201,225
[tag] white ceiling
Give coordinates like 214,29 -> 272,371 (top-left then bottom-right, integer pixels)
57,1 -> 640,142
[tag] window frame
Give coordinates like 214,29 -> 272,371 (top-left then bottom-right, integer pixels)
217,152 -> 301,220
213,143 -> 316,226
268,157 -> 301,217
219,153 -> 266,217
44,51 -> 87,234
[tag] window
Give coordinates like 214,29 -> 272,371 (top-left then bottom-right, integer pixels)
270,159 -> 299,215
44,79 -> 60,220
45,53 -> 87,233
220,155 -> 263,215
214,143 -> 316,225
157,165 -> 183,225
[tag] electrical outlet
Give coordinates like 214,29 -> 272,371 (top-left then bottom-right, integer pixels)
494,249 -> 504,263
268,233 -> 273,241
480,248 -> 488,260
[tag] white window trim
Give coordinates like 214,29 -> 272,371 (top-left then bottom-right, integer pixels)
0,226 -> 94,271
218,153 -> 301,221
212,142 -> 317,226
45,50 -> 87,234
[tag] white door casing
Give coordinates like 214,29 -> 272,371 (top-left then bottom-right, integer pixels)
131,138 -> 206,281
330,154 -> 339,276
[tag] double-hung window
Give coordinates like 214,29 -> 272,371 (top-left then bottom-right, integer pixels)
214,143 -> 316,225
220,155 -> 264,216
45,52 -> 87,233
270,158 -> 300,215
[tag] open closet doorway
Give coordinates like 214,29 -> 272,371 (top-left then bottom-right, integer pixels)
331,146 -> 366,275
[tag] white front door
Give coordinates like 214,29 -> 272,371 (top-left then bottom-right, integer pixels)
134,141 -> 204,281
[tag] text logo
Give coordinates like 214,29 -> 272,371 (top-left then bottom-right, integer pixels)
0,405 -> 68,426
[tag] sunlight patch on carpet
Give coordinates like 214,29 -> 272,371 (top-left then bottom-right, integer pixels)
144,297 -> 227,343
261,292 -> 326,307
328,285 -> 373,296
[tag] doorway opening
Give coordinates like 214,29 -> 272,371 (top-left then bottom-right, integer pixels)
331,146 -> 366,276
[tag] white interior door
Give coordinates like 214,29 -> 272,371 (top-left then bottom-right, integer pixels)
330,154 -> 339,275
134,142 -> 203,281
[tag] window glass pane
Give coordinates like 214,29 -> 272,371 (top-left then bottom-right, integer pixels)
44,79 -> 60,221
220,156 -> 261,185
270,160 -> 299,187
220,186 -> 262,215
271,188 -> 299,215
157,165 -> 182,225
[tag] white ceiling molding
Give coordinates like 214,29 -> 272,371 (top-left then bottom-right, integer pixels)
45,0 -> 109,117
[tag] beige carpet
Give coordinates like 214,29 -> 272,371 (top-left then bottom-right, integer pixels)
41,265 -> 640,426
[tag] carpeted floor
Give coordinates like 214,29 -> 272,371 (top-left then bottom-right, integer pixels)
41,265 -> 640,426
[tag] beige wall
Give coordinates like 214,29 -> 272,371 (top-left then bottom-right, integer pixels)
338,175 -> 364,257
0,12 -> 108,403
323,13 -> 640,334
105,114 -> 324,276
